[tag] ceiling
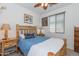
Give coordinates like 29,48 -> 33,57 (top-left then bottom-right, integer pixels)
18,3 -> 71,15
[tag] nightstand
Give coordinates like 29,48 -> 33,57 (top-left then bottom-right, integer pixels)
37,33 -> 45,36
1,38 -> 18,56
0,40 -> 2,55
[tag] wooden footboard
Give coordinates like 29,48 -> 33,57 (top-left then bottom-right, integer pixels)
48,38 -> 67,56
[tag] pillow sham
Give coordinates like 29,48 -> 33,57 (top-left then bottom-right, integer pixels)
19,34 -> 25,39
25,33 -> 36,39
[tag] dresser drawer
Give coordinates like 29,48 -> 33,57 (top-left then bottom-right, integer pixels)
74,27 -> 79,53
74,43 -> 79,47
75,28 -> 79,31
74,46 -> 79,52
2,39 -> 17,48
74,38 -> 79,41
74,33 -> 79,37
74,40 -> 79,46
74,49 -> 79,52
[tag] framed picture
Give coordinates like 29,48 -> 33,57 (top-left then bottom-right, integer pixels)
42,17 -> 48,26
24,14 -> 33,24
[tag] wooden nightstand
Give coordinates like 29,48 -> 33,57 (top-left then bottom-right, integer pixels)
0,40 -> 2,55
37,33 -> 45,36
1,38 -> 18,56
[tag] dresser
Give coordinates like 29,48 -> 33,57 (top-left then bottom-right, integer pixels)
74,27 -> 79,52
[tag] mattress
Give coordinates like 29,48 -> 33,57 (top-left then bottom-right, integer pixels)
27,37 -> 64,56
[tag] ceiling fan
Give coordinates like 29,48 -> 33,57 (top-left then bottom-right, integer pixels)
34,3 -> 57,10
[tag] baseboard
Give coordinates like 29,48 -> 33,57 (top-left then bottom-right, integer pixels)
67,48 -> 74,51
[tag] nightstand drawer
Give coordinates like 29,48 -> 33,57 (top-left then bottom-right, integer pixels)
2,39 -> 17,48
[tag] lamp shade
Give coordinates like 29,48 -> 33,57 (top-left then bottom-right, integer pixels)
1,24 -> 11,30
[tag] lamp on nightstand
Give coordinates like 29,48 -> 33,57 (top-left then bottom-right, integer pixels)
38,27 -> 44,36
39,27 -> 43,34
1,24 -> 11,40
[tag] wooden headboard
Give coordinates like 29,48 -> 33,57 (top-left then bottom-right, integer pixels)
16,24 -> 37,39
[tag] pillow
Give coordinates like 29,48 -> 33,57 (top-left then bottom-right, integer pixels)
19,34 -> 25,39
30,33 -> 35,38
25,33 -> 36,39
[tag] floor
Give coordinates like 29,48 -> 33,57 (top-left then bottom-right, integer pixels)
6,49 -> 79,56
66,49 -> 79,56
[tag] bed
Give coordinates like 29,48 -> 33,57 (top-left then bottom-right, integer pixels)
16,24 -> 67,56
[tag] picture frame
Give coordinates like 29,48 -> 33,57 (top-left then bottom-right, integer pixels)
24,14 -> 33,24
42,17 -> 48,26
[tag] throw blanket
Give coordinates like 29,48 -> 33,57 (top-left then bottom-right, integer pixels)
18,36 -> 49,55
27,38 -> 64,56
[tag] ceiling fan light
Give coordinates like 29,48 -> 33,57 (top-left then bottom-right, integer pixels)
45,3 -> 48,7
41,3 -> 44,7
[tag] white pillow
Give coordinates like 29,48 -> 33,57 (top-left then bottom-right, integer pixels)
19,34 -> 25,39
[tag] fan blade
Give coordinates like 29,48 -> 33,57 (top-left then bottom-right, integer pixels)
48,3 -> 57,7
34,3 -> 41,7
48,3 -> 57,5
43,4 -> 48,10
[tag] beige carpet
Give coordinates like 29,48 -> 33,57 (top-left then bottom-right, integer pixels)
66,49 -> 79,56
6,49 -> 79,56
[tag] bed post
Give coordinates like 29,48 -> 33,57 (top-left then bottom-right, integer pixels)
48,38 -> 67,56
64,38 -> 67,55
16,24 -> 19,53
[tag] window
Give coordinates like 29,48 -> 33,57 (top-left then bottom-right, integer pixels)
49,12 -> 65,33
56,13 -> 65,33
49,15 -> 55,32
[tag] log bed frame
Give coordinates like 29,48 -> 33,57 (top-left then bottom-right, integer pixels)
16,24 -> 67,56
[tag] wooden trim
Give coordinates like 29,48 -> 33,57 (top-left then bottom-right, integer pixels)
48,38 -> 67,56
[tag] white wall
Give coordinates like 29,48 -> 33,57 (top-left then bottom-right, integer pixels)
0,3 -> 40,39
40,4 -> 79,50
1,3 -> 79,50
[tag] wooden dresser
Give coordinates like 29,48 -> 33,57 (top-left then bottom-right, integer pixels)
74,27 -> 79,52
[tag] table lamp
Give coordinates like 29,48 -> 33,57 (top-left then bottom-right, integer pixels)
38,27 -> 43,34
1,24 -> 11,40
